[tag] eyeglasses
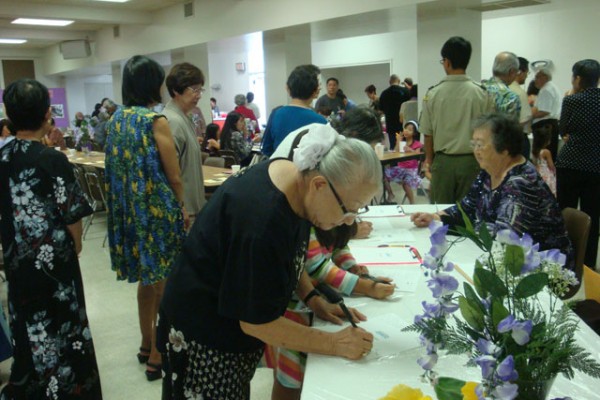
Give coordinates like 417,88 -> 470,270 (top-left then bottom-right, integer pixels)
325,178 -> 369,220
187,86 -> 205,94
439,58 -> 445,65
469,140 -> 487,151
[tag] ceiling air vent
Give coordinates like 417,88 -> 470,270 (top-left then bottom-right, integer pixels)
467,0 -> 550,12
184,2 -> 194,18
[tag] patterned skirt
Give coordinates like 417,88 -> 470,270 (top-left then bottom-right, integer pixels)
161,326 -> 263,400
385,167 -> 421,187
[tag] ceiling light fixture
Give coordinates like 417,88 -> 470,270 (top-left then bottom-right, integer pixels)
12,18 -> 74,27
0,39 -> 27,44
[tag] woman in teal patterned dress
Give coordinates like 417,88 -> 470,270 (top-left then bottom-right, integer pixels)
0,79 -> 102,398
104,55 -> 187,381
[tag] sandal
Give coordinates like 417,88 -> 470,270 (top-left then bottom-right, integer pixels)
137,347 -> 150,364
145,362 -> 162,382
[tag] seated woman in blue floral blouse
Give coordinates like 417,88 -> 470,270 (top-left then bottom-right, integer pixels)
411,113 -> 573,270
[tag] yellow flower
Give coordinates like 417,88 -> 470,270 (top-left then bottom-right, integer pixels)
379,384 -> 433,400
461,382 -> 480,400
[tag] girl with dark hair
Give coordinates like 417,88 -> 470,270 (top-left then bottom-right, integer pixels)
104,55 -> 187,381
219,111 -> 252,164
202,123 -> 220,156
385,120 -> 423,204
0,79 -> 102,398
532,127 -> 556,196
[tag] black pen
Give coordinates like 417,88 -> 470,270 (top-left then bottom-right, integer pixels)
339,303 -> 358,328
315,282 -> 358,328
360,273 -> 392,285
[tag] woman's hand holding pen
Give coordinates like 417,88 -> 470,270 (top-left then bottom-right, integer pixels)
367,281 -> 395,299
332,326 -> 374,360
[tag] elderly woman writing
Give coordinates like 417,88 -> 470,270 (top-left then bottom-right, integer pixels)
158,126 -> 381,399
411,113 -> 573,267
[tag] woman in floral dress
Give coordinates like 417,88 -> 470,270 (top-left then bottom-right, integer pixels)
104,55 -> 186,381
0,79 -> 102,398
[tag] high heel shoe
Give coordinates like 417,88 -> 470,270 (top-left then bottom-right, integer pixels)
137,347 -> 150,364
145,362 -> 162,382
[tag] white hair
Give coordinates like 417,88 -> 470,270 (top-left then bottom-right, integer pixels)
319,137 -> 382,189
492,52 -> 519,76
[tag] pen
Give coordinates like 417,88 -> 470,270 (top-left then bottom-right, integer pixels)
315,283 -> 358,328
339,303 -> 358,328
360,273 -> 392,285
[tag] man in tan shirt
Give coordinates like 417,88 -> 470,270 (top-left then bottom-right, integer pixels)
420,36 -> 494,204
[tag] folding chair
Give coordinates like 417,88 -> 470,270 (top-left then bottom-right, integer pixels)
81,166 -> 108,246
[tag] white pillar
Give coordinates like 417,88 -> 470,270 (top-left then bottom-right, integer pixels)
263,24 -> 312,118
417,5 -> 482,106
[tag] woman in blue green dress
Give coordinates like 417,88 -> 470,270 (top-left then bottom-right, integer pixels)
104,55 -> 187,381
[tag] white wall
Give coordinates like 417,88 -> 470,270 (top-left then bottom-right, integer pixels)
207,34 -> 256,114
320,63 -> 391,107
65,75 -> 112,121
481,0 -> 600,94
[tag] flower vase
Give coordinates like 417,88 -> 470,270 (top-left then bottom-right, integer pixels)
515,376 -> 556,400
82,143 -> 92,156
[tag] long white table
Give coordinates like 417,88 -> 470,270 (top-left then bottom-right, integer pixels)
301,205 -> 600,400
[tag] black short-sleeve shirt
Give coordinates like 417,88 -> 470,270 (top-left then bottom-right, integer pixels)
160,159 -> 310,352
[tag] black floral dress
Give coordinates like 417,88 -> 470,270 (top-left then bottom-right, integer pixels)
0,139 -> 102,399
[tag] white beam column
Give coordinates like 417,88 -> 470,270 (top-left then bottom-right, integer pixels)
263,24 -> 312,118
417,3 -> 482,108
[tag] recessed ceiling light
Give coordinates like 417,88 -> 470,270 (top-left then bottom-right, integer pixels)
0,39 -> 27,44
12,18 -> 74,27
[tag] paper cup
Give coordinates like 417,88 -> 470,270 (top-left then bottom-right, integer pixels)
231,165 -> 241,173
399,142 -> 406,153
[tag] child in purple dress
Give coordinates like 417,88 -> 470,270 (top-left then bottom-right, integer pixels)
385,120 -> 423,204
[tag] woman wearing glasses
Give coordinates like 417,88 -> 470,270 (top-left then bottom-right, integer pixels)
163,62 -> 207,229
266,110 -> 395,400
411,113 -> 573,270
158,124 -> 381,400
104,55 -> 187,381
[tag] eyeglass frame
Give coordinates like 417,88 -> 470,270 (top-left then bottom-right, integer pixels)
469,139 -> 489,151
187,86 -> 206,94
324,177 -> 369,220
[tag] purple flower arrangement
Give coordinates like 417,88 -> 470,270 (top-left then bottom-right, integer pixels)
404,213 -> 600,400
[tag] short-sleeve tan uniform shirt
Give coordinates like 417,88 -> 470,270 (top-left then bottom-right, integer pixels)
420,75 -> 494,155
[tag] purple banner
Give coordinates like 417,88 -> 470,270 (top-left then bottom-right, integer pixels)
0,87 -> 70,128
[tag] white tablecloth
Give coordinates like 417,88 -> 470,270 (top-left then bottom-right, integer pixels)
301,205 -> 600,400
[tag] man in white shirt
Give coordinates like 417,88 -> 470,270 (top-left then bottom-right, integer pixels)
531,66 -> 562,159
509,56 -> 533,158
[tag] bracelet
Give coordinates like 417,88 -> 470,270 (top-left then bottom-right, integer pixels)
303,289 -> 320,305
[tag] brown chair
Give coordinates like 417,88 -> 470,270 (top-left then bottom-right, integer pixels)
204,157 -> 225,168
561,207 -> 591,299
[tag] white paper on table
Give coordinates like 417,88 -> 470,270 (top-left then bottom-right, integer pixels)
360,205 -> 407,218
367,266 -> 423,293
314,313 -> 420,359
350,246 -> 420,265
356,227 -> 416,244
